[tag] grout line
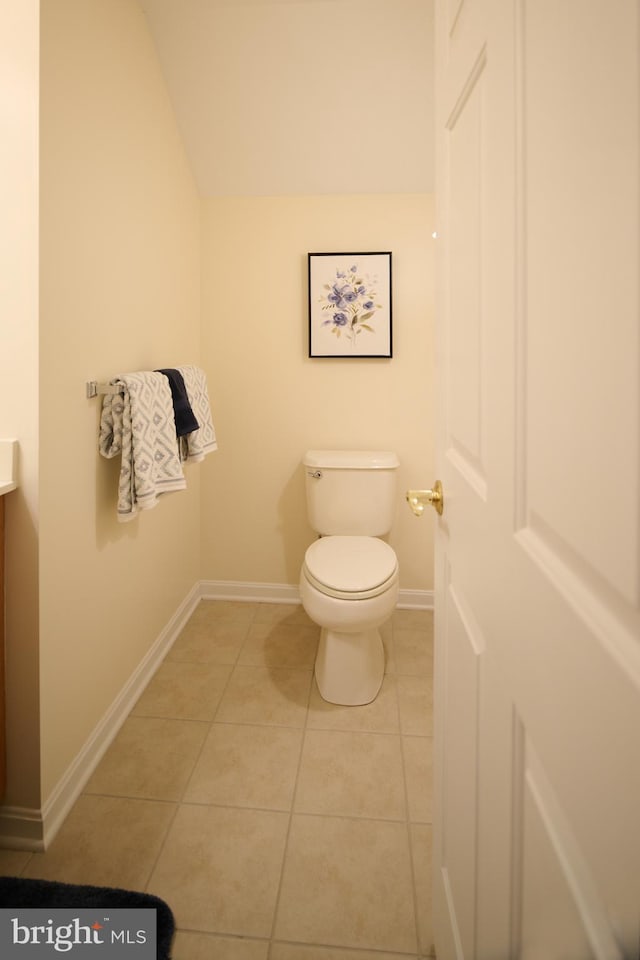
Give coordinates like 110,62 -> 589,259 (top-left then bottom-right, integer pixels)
81,793 -> 422,827
270,937 -> 422,958
265,645 -> 317,958
165,615 -> 256,817
142,602 -> 257,896
18,599 -> 435,955
141,800 -> 181,897
394,612 -> 426,959
18,852 -> 35,878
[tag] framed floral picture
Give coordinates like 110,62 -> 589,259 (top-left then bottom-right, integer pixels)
308,251 -> 392,358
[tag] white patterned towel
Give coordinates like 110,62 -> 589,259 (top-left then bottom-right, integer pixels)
177,364 -> 218,462
99,371 -> 186,521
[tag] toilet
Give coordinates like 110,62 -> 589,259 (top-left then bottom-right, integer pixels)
299,450 -> 400,705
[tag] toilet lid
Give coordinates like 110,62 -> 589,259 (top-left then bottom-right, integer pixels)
303,536 -> 398,600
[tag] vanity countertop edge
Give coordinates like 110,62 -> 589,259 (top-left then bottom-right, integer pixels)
0,440 -> 18,496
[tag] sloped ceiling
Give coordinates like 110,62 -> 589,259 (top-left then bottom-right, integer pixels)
140,0 -> 435,196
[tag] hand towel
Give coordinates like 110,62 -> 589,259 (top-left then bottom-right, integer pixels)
99,371 -> 186,521
176,364 -> 218,462
155,368 -> 199,437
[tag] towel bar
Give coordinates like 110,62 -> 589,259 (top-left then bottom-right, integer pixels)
85,380 -> 124,399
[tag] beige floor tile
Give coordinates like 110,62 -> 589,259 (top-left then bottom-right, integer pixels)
23,796 -> 175,889
0,848 -> 32,876
216,665 -> 312,727
147,804 -> 289,938
238,622 -> 319,669
167,620 -> 249,665
410,824 -> 434,957
131,660 -> 233,721
393,628 -> 434,677
252,603 -> 314,626
307,675 -> 399,734
397,676 -> 433,736
85,717 -> 209,801
294,730 -> 405,821
184,722 -> 303,810
403,736 -> 433,823
392,609 -> 434,631
383,631 -> 397,674
274,814 -> 417,953
172,931 -> 269,960
379,618 -> 393,660
191,600 -> 258,625
271,946 -> 416,960
9,594 -> 435,957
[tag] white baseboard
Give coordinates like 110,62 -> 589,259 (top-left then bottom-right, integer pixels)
0,806 -> 46,852
0,577 -> 432,850
200,579 -> 301,604
397,588 -> 434,610
0,583 -> 201,852
200,579 -> 433,610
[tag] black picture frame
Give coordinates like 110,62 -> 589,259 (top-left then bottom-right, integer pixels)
308,251 -> 393,358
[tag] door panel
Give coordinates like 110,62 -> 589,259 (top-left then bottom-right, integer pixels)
447,49 -> 486,498
441,568 -> 484,957
515,725 -> 624,960
433,1 -> 640,957
519,0 -> 640,607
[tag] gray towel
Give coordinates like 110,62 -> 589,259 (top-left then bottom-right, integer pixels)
177,365 -> 218,462
99,371 -> 186,521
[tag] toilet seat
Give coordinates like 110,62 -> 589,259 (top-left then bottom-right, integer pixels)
303,536 -> 398,601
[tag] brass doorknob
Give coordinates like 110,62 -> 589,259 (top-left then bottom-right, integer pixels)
406,481 -> 444,517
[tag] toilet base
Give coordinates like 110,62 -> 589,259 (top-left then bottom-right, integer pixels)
315,626 -> 385,706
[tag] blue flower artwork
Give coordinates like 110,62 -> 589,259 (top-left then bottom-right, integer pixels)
308,252 -> 392,358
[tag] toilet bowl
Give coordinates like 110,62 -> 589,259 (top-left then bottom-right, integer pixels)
300,535 -> 399,705
300,449 -> 400,706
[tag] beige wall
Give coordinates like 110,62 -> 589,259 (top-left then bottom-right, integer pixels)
200,194 -> 435,593
0,0 -> 41,809
141,0 -> 434,197
1,0 -> 435,834
37,0 -> 201,801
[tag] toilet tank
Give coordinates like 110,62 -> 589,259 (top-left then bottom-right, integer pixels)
303,450 -> 400,537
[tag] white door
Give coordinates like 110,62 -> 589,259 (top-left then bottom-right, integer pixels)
431,1 -> 640,957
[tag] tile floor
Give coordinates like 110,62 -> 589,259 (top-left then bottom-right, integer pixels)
0,600 -> 434,960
